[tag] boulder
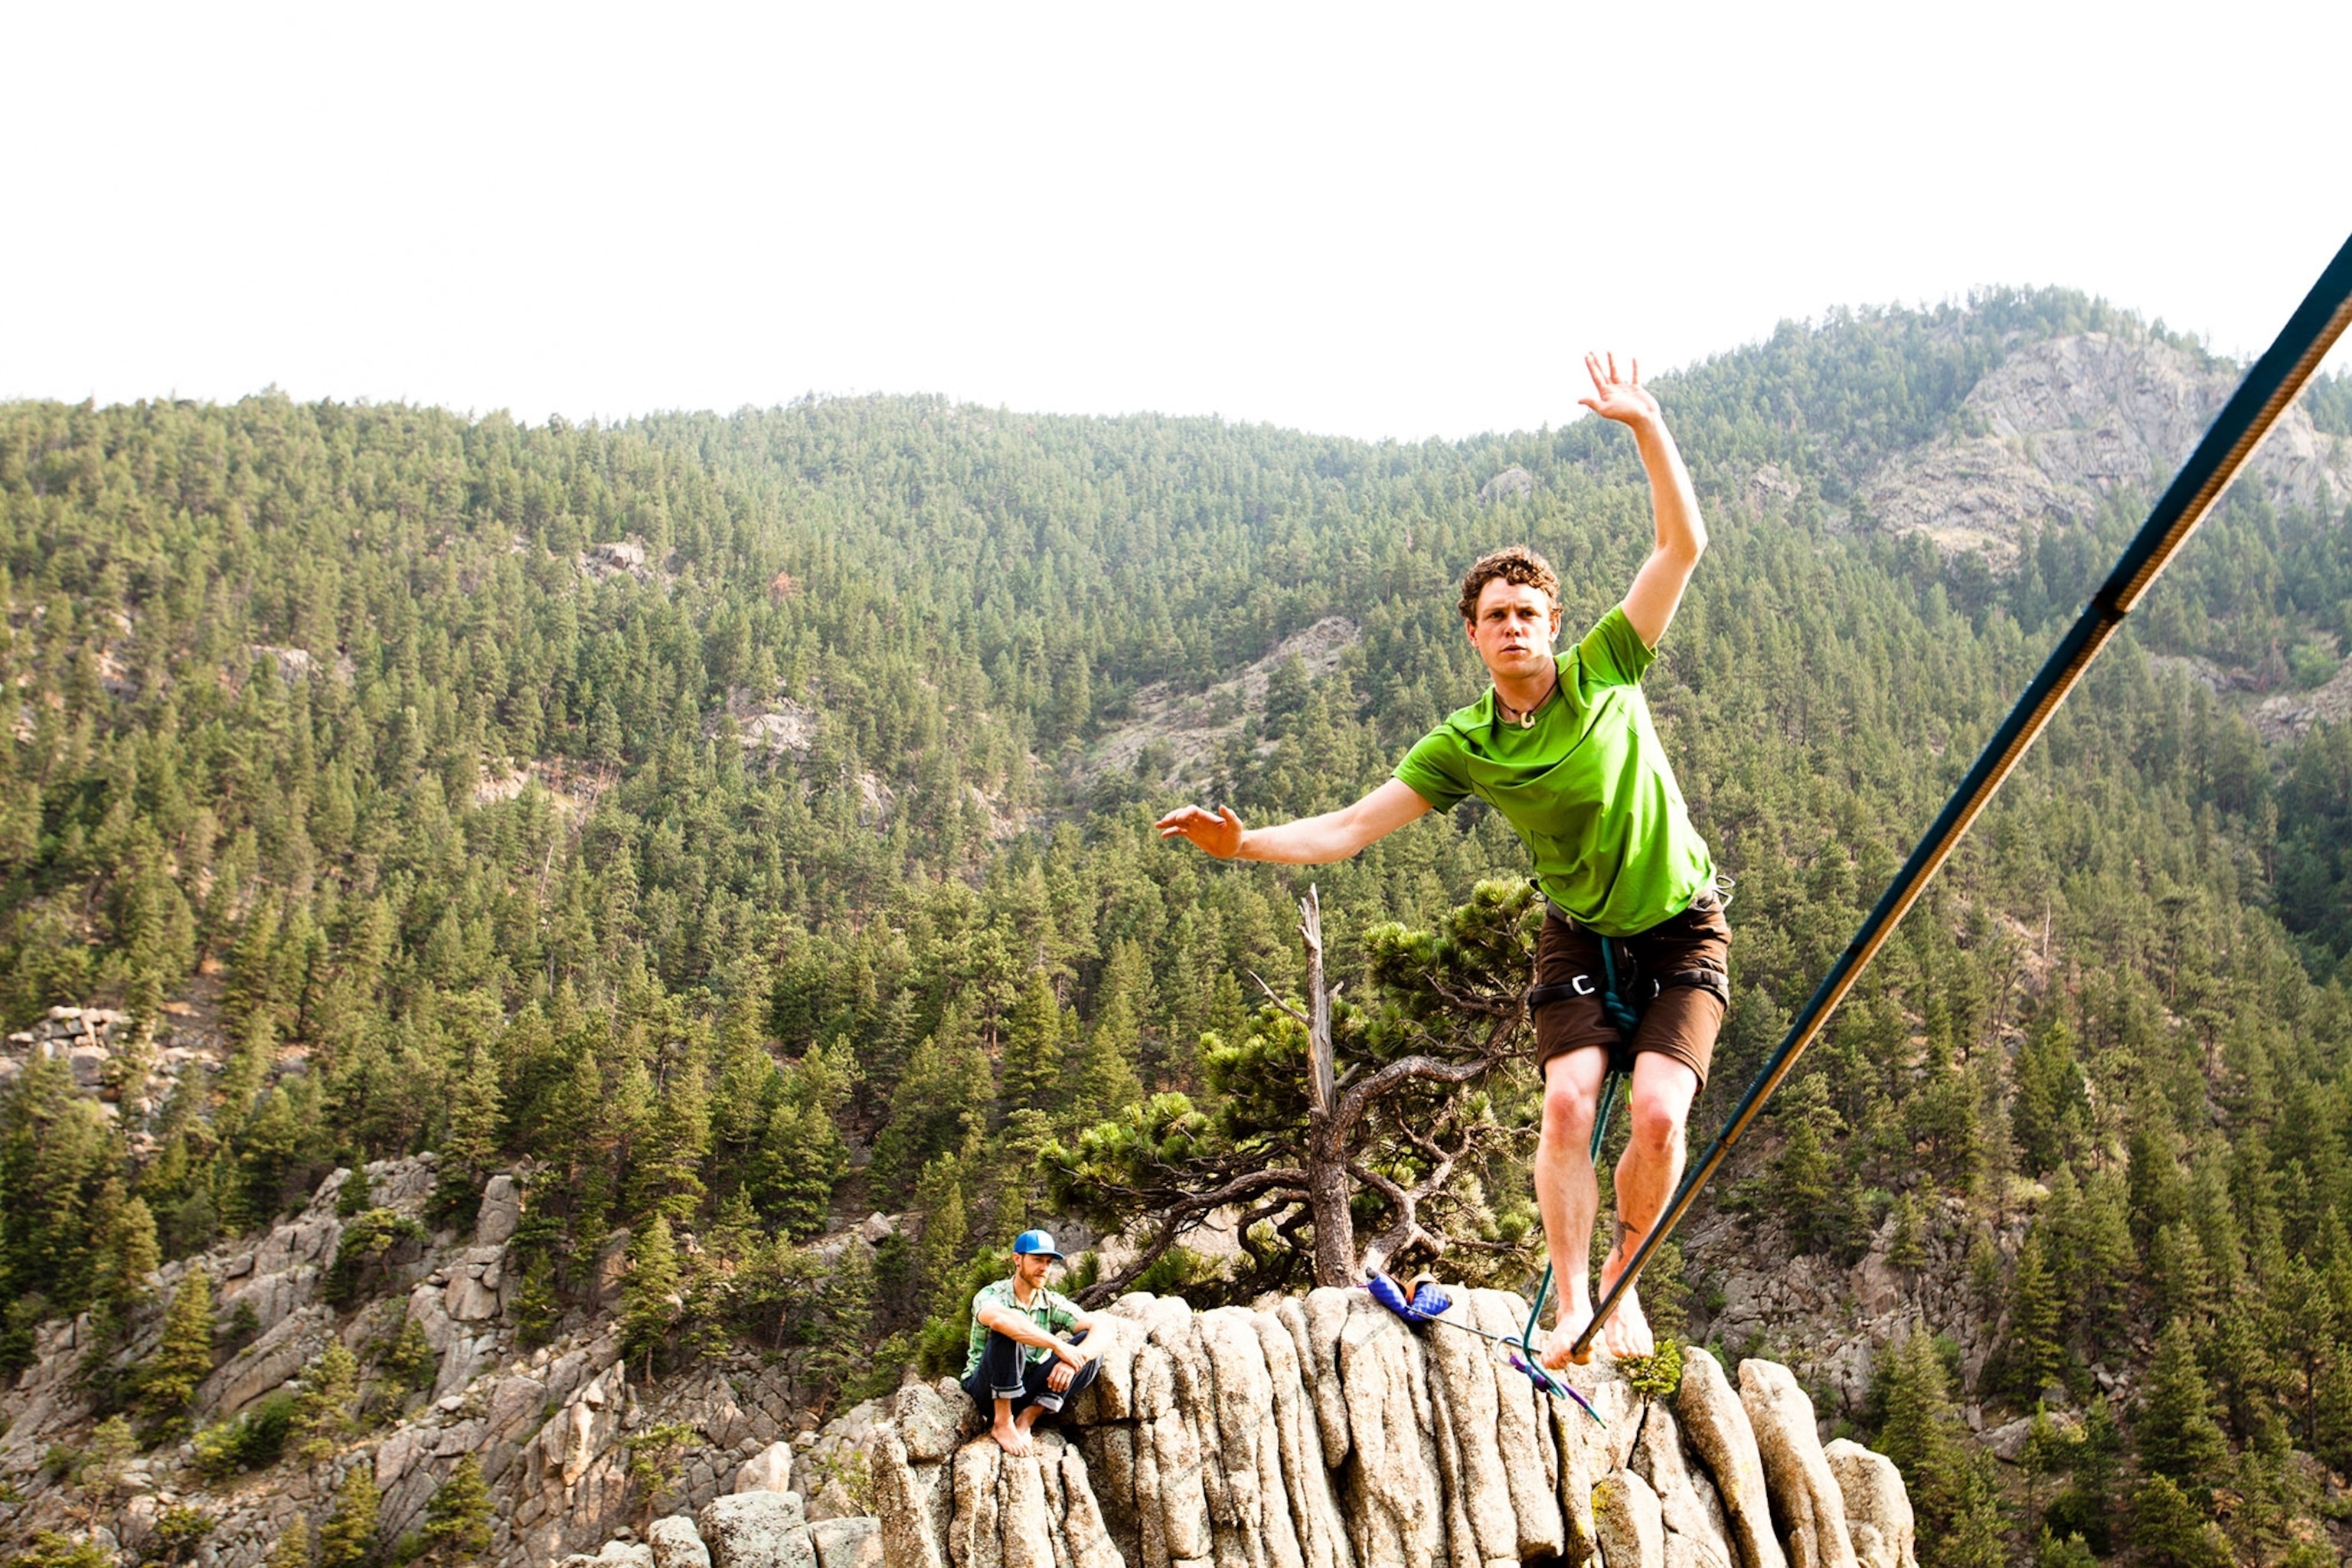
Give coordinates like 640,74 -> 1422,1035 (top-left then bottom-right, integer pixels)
475,1174 -> 521,1246
1596,1465 -> 1668,1568
873,1427 -> 947,1568
445,1271 -> 501,1322
560,1547 -> 654,1568
893,1380 -> 975,1465
1739,1361 -> 1857,1568
736,1441 -> 796,1494
807,1516 -> 881,1568
1824,1440 -> 1917,1568
1633,1403 -> 1736,1568
648,1514 -> 714,1568
696,1490 -> 815,1568
1677,1348 -> 1786,1568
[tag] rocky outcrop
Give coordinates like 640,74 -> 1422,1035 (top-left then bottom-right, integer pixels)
1737,1361 -> 1854,1568
1821,1442 -> 1916,1568
2255,655 -> 2352,741
1674,1348 -> 1784,1568
1857,331 -> 2352,568
0,1158 -> 906,1568
1478,466 -> 1535,505
877,1287 -> 1912,1568
1080,618 -> 1362,792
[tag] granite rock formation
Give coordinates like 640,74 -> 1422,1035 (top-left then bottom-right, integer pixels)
872,1286 -> 1915,1568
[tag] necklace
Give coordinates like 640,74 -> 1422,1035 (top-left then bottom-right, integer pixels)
1498,673 -> 1555,727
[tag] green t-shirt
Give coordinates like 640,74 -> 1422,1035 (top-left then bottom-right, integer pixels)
963,1276 -> 1082,1379
1394,606 -> 1713,938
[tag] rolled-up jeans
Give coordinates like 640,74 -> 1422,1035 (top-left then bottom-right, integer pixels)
962,1327 -> 1099,1420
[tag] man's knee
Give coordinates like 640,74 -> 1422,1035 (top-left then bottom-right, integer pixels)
1540,1057 -> 1606,1144
1627,1084 -> 1692,1157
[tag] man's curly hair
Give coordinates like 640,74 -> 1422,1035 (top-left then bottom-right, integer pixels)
1457,545 -> 1561,625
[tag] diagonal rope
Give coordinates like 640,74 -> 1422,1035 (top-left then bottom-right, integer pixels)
1570,230 -> 2352,1361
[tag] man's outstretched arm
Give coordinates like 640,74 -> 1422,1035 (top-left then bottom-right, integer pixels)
1582,352 -> 1708,649
1156,777 -> 1431,863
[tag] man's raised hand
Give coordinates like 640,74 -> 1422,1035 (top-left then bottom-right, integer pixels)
1578,351 -> 1661,430
1155,804 -> 1246,859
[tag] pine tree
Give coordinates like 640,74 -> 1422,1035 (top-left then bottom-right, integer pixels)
441,1042 -> 504,1184
136,1268 -> 215,1427
290,1343 -> 359,1461
2011,1017 -> 2085,1175
2007,1230 -> 2066,1396
1071,969 -> 1144,1121
913,1152 -> 971,1315
2314,1341 -> 2352,1472
420,1453 -> 492,1563
620,1213 -> 681,1378
997,969 -> 1065,1115
1876,1331 -> 2009,1568
334,1164 -> 373,1218
1887,1191 -> 1927,1269
95,1187 -> 160,1308
2131,1473 -> 2232,1568
265,1514 -> 312,1568
1770,1075 -> 1839,1255
314,1463 -> 380,1568
629,1042 -> 710,1227
2137,1316 -> 2230,1489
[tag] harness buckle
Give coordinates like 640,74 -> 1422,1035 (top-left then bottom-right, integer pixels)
1570,975 -> 1595,997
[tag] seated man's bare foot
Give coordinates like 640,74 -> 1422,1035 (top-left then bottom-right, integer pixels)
989,1416 -> 1033,1456
1540,1305 -> 1596,1370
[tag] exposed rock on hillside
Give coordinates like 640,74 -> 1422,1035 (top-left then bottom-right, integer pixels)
872,1286 -> 1914,1568
1083,618 -> 1361,792
1478,466 -> 1535,505
1,1004 -> 220,1157
0,1161 -> 897,1567
2253,655 -> 2352,740
1858,332 -> 2352,566
710,688 -> 822,760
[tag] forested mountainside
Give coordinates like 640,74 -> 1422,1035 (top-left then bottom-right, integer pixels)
5,287 -> 2352,1566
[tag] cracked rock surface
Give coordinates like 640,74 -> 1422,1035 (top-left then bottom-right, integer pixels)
876,1288 -> 1913,1568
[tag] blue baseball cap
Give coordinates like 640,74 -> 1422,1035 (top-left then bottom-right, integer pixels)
1012,1230 -> 1065,1260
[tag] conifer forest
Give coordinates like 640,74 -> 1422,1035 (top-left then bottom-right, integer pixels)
6,288 -> 2352,1566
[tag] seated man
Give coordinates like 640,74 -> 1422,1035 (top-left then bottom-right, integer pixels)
961,1230 -> 1102,1455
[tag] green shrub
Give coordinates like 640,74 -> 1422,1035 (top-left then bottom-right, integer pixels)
325,1210 -> 427,1307
192,1392 -> 296,1478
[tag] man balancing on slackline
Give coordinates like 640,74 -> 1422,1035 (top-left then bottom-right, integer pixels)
1157,351 -> 1723,1364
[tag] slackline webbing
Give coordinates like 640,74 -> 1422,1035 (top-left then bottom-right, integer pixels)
1566,230 -> 2352,1362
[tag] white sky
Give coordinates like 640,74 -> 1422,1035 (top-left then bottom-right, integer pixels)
6,2 -> 2349,443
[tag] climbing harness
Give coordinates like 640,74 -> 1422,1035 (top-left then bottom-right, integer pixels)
1367,920 -> 1676,1425
1510,925 -> 1667,1413
1560,230 -> 2352,1362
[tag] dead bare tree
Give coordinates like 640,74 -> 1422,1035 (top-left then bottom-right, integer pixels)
1045,879 -> 1540,1304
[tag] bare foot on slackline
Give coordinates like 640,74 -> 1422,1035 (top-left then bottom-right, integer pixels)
1540,1298 -> 1596,1370
1594,1247 -> 1655,1360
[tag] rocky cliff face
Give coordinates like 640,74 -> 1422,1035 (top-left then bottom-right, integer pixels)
0,1161 -> 895,1567
1857,331 -> 2352,566
870,1287 -> 1915,1568
0,1151 -> 1916,1568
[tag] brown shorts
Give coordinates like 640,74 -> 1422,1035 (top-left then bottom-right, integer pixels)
1531,887 -> 1731,1089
